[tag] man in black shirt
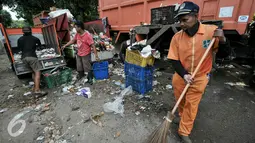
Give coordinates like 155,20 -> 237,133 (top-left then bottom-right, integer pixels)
18,26 -> 47,97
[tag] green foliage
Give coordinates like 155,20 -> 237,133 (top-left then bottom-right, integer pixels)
1,0 -> 99,25
0,10 -> 12,27
10,20 -> 29,28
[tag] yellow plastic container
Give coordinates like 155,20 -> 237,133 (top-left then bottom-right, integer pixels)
125,50 -> 155,67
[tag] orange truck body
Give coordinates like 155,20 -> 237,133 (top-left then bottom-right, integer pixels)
98,0 -> 255,35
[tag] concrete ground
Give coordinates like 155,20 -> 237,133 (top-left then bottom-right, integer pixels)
0,54 -> 255,143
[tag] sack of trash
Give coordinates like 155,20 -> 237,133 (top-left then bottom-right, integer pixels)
48,9 -> 73,20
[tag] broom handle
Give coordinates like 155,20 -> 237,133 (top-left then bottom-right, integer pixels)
171,38 -> 216,115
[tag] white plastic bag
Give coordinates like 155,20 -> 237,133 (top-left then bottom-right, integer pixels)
141,45 -> 152,58
103,86 -> 133,116
49,9 -> 73,20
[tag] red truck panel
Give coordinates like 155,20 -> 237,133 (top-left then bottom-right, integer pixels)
6,28 -> 42,35
33,11 -> 49,26
99,0 -> 255,34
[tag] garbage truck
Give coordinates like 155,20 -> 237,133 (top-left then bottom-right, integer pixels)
98,0 -> 255,86
0,23 -> 66,78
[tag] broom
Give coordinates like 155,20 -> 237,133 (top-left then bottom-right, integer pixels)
146,38 -> 216,143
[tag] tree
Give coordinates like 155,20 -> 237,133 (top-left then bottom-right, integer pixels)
10,20 -> 28,28
55,0 -> 98,22
0,10 -> 12,27
1,0 -> 99,25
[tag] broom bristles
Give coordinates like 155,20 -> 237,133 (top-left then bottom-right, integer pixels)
145,112 -> 174,143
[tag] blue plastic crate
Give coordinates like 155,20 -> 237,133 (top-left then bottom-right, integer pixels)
124,62 -> 154,80
93,61 -> 109,80
125,76 -> 153,94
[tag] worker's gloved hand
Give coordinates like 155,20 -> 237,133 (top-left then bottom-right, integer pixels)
213,29 -> 226,43
184,74 -> 194,84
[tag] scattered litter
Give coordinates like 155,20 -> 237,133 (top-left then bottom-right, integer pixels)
242,65 -> 252,69
56,140 -> 67,143
35,103 -> 51,112
135,111 -> 141,115
91,112 -> 104,127
251,101 -> 255,104
62,86 -> 74,94
10,89 -> 13,91
23,92 -> 32,96
36,136 -> 44,141
112,68 -> 125,78
108,64 -> 113,68
153,81 -> 160,86
8,95 -> 14,99
166,84 -> 173,89
226,65 -> 234,68
140,106 -> 146,110
54,91 -> 57,94
103,86 -> 133,116
114,131 -> 121,138
163,56 -> 168,61
218,64 -> 235,69
76,87 -> 92,98
114,81 -> 125,89
71,106 -> 80,111
137,94 -> 144,99
152,50 -> 160,59
0,108 -> 8,113
225,82 -> 248,87
29,81 -> 34,86
137,95 -> 151,101
154,71 -> 162,77
229,98 -> 234,101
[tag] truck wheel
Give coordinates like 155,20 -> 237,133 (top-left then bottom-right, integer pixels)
119,40 -> 128,63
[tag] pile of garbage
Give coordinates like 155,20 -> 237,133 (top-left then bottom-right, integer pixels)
36,48 -> 60,59
14,52 -> 22,62
13,48 -> 60,62
93,32 -> 115,52
127,39 -> 160,59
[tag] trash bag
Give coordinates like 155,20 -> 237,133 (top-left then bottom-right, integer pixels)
103,86 -> 133,116
49,9 -> 74,20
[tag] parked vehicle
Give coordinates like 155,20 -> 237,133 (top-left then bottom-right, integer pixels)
0,23 -> 66,78
98,0 -> 255,86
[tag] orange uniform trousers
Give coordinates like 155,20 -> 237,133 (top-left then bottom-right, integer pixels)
172,73 -> 209,136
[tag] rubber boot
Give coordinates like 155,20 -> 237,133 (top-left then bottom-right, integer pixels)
179,135 -> 192,143
78,71 -> 85,80
86,71 -> 93,85
173,116 -> 180,124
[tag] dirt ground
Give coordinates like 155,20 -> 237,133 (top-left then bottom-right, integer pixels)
0,53 -> 255,143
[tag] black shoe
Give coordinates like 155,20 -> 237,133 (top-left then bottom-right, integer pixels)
179,135 -> 192,143
86,71 -> 93,85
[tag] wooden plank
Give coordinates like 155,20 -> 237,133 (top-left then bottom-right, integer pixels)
146,25 -> 171,45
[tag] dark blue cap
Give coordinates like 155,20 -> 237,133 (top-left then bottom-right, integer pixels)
175,1 -> 199,18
